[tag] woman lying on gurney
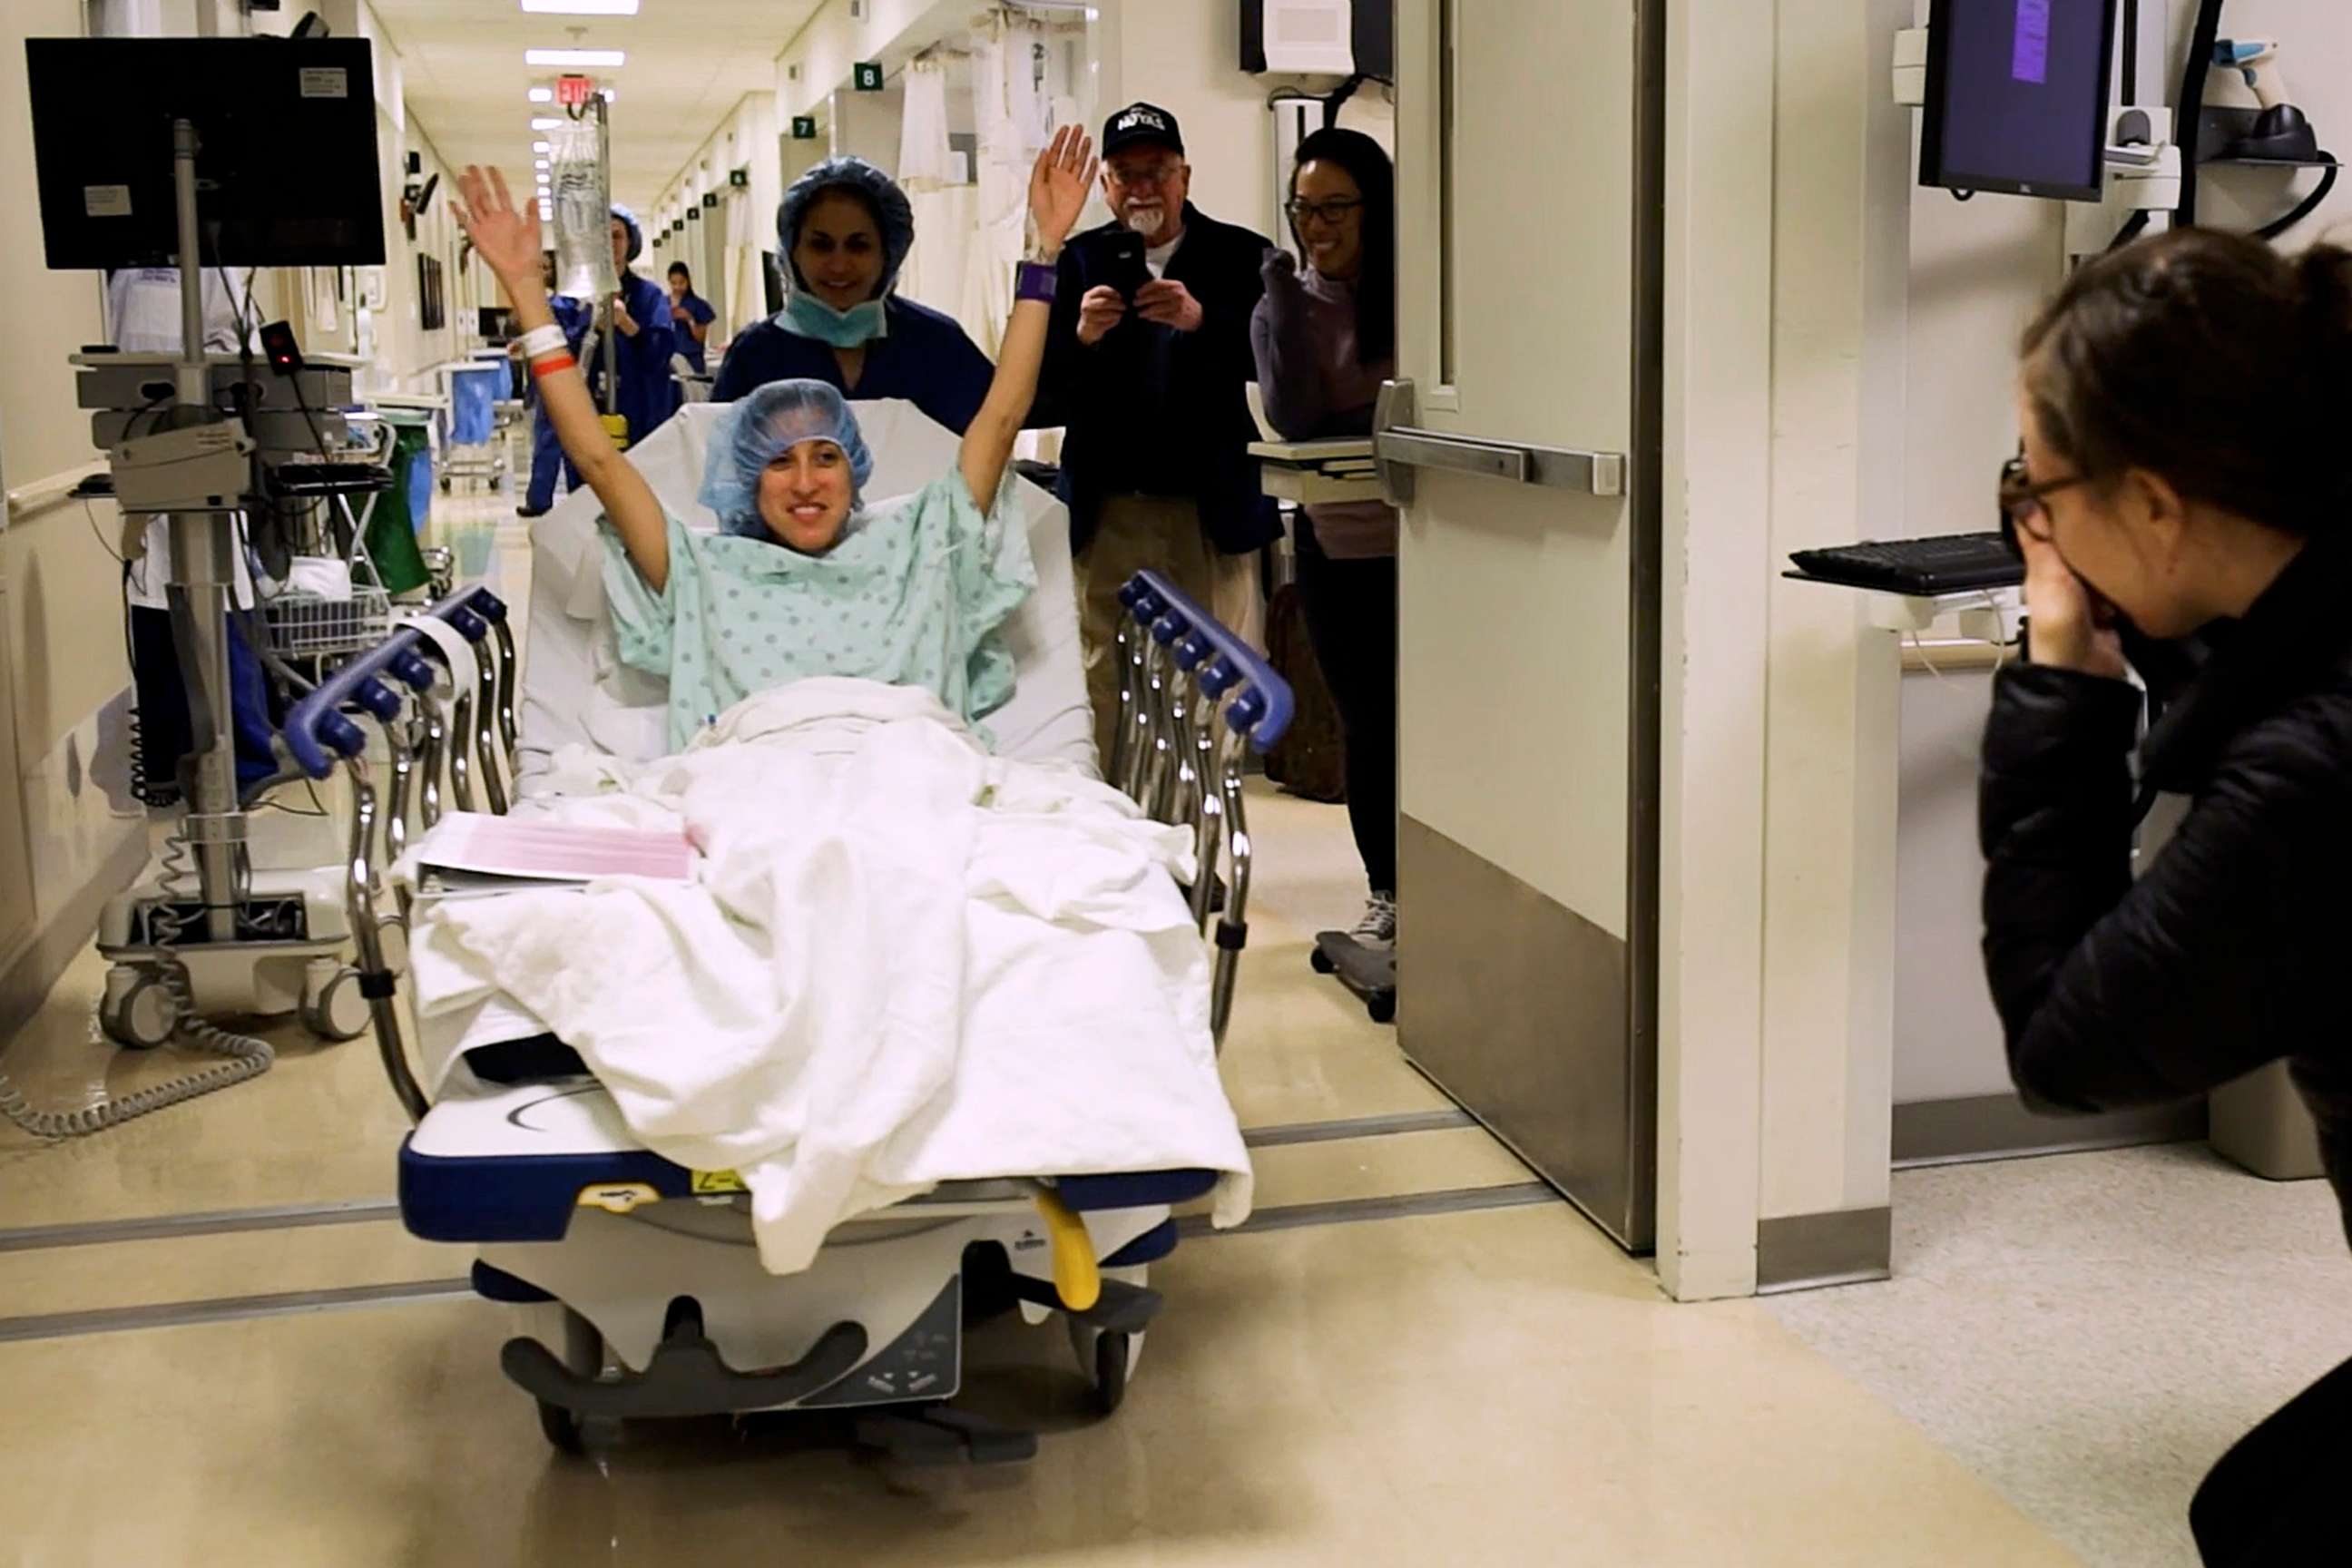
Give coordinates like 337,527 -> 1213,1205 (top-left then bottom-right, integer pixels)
451,131 -> 1097,752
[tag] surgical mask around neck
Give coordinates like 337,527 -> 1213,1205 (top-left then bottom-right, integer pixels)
780,290 -> 889,348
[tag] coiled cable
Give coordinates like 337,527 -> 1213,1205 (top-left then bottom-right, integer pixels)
0,809 -> 276,1138
0,602 -> 279,1138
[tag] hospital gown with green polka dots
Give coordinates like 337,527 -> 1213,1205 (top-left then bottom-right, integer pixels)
601,470 -> 1036,753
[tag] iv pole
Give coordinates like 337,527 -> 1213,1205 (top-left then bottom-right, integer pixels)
165,115 -> 247,944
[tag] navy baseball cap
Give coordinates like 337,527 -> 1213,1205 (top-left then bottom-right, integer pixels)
1102,102 -> 1184,159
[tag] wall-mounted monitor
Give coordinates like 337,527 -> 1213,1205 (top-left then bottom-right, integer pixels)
1920,0 -> 2119,202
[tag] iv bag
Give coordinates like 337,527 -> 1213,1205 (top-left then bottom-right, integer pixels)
549,106 -> 616,300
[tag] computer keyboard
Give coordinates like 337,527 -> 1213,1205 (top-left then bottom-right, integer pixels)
1788,532 -> 2024,595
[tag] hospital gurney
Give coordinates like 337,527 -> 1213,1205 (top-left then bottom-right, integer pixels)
275,403 -> 1291,1464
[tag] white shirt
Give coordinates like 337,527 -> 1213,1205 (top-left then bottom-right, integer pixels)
106,268 -> 260,610
1145,233 -> 1184,279
106,267 -> 253,356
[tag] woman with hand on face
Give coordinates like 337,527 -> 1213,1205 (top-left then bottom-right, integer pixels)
453,131 -> 1097,754
1251,128 -> 1398,951
711,158 -> 998,435
1982,227 -> 2352,1566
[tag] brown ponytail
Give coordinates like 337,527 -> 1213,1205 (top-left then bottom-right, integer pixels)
2022,228 -> 2352,535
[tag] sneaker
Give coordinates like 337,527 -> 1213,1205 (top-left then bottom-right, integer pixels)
1349,892 -> 1396,949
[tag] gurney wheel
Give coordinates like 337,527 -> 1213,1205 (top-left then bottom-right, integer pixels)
534,1308 -> 606,1456
1070,1325 -> 1132,1416
536,1397 -> 586,1456
1093,1330 -> 1131,1414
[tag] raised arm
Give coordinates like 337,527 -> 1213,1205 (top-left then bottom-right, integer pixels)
960,128 -> 1097,509
452,167 -> 671,591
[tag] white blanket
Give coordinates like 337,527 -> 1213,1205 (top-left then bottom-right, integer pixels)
405,679 -> 1252,1274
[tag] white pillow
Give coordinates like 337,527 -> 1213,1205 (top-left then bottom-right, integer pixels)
514,399 -> 1094,791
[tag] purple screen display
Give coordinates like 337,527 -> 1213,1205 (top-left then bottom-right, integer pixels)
2012,0 -> 2051,84
1937,0 -> 2107,191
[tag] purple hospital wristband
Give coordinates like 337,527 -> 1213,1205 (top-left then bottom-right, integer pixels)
1015,260 -> 1058,304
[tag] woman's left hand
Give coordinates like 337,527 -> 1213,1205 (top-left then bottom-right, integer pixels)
1028,126 -> 1098,253
2018,528 -> 2127,680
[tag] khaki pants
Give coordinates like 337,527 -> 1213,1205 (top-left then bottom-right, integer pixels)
1075,495 -> 1264,766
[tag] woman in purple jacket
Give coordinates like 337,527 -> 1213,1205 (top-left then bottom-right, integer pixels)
1250,128 -> 1397,950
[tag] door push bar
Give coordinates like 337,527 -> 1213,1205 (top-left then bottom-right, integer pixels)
1372,377 -> 1627,506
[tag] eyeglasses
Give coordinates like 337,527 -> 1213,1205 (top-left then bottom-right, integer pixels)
1285,198 -> 1363,227
1998,454 -> 2084,543
1106,161 -> 1181,190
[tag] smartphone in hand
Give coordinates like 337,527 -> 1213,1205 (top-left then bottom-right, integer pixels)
1102,230 -> 1152,300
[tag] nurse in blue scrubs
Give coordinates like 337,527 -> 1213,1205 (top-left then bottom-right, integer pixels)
665,260 -> 717,374
520,251 -> 593,516
595,203 -> 680,446
712,158 -> 995,432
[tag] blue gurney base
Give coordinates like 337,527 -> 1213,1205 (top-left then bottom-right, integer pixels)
1312,932 -> 1396,1025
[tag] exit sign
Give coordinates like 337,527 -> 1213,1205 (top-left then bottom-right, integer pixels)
554,74 -> 594,108
791,115 -> 817,140
853,61 -> 883,91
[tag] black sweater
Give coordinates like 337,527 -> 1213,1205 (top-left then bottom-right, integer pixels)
1981,539 -> 2352,1241
1035,203 -> 1282,557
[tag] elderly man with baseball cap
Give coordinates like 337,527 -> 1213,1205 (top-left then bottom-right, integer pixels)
1036,101 -> 1282,762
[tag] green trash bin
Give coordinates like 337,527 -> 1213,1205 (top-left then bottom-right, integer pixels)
365,409 -> 434,595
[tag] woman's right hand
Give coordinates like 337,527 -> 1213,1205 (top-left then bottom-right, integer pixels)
2018,528 -> 2127,679
450,167 -> 543,299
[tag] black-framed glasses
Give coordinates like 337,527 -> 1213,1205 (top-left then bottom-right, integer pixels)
1285,198 -> 1363,226
1107,161 -> 1181,190
1999,454 -> 2084,544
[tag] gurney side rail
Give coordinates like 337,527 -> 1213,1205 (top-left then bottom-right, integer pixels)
279,585 -> 517,1124
1111,572 -> 1294,1046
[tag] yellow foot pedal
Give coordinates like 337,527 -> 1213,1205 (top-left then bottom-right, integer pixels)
1032,1188 -> 1100,1313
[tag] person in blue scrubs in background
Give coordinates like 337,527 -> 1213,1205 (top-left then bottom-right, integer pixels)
666,260 -> 716,375
597,203 -> 681,446
519,250 -> 593,517
712,157 -> 995,432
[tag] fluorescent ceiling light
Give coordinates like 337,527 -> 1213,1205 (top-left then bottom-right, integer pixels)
533,141 -> 551,152
521,0 -> 640,15
534,159 -> 550,170
530,117 -> 563,131
524,48 -> 624,67
528,87 -> 553,103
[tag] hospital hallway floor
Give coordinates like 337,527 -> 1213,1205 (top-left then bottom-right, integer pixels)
4,482 -> 2333,1566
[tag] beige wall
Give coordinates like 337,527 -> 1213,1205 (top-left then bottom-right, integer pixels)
0,0 -> 144,1000
760,0 -> 1392,260
358,0 -> 468,395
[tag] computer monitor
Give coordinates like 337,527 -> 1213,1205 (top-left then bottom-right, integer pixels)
24,36 -> 386,270
1919,0 -> 2120,202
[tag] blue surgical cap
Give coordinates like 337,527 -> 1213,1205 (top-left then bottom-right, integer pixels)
610,203 -> 643,264
700,379 -> 876,538
777,158 -> 913,298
